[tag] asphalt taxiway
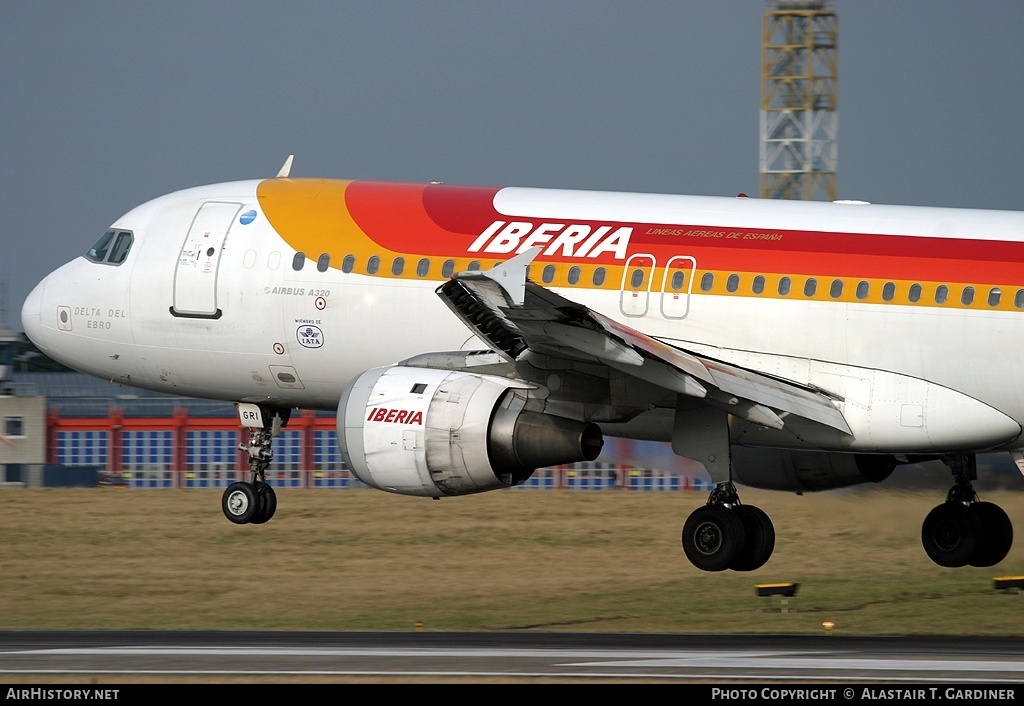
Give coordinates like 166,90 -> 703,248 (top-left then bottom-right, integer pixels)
0,631 -> 1022,683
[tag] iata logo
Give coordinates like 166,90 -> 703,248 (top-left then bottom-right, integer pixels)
366,408 -> 424,425
467,220 -> 632,259
296,325 -> 324,348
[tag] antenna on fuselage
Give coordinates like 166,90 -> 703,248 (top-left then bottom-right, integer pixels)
276,155 -> 294,178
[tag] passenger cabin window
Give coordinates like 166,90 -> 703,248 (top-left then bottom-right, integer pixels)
593,268 -> 606,286
392,257 -> 405,276
726,274 -> 739,293
961,286 -> 974,306
671,270 -> 686,291
909,283 -> 922,303
568,266 -> 581,285
988,287 -> 1001,307
778,277 -> 791,296
85,229 -> 133,265
829,279 -> 843,298
417,258 -> 430,277
629,268 -> 644,288
543,265 -> 556,284
700,273 -> 714,292
752,275 -> 765,294
935,285 -> 948,304
317,253 -> 330,272
291,252 -> 306,271
882,282 -> 896,301
856,281 -> 869,300
1015,289 -> 1024,309
803,278 -> 817,297
367,256 -> 380,275
342,255 -> 355,273
442,260 -> 455,278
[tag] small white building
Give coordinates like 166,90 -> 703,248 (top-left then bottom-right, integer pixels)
0,394 -> 46,485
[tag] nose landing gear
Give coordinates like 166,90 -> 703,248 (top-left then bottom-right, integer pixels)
221,404 -> 288,525
222,479 -> 277,525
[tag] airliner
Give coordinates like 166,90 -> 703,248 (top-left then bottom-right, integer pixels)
20,157 -> 1024,572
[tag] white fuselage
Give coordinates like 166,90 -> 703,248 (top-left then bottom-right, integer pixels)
21,178 -> 1024,455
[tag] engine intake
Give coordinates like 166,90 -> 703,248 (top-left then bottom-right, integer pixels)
337,366 -> 602,496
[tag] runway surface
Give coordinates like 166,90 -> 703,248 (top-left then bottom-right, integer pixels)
0,631 -> 1022,683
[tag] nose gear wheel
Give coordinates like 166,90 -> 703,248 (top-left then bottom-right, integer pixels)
221,406 -> 288,525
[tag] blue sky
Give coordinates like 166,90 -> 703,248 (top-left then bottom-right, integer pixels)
3,1 -> 1023,331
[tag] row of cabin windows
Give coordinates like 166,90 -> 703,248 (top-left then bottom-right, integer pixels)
295,252 -> 476,278
293,251 -> 613,285
697,272 -> 1020,308
292,252 -> 1022,309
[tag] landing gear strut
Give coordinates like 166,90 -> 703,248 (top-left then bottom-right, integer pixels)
682,482 -> 776,572
221,406 -> 288,525
921,454 -> 1013,567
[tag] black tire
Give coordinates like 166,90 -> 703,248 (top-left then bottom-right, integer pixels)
921,502 -> 983,568
250,483 -> 278,525
729,505 -> 776,572
682,505 -> 746,572
968,501 -> 1013,567
222,481 -> 258,525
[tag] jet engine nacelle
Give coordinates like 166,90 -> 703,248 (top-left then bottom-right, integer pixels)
731,447 -> 897,492
337,366 -> 603,497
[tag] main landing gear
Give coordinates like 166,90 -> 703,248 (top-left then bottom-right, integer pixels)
221,406 -> 289,525
921,454 -> 1013,568
682,482 -> 776,572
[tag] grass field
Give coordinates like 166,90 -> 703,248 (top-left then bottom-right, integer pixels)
2,486 -> 1023,637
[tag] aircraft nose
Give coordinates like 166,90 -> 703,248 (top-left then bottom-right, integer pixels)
21,278 -> 46,350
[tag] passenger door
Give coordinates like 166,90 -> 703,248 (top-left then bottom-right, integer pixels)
171,201 -> 242,318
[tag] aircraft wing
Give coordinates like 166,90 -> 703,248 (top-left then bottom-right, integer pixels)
436,250 -> 851,435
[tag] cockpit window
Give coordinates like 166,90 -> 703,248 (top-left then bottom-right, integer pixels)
109,231 -> 133,263
85,231 -> 115,262
85,229 -> 133,265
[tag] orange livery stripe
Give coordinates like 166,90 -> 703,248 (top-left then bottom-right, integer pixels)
255,178 -> 1024,312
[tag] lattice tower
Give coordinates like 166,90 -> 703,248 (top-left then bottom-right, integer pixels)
760,0 -> 838,200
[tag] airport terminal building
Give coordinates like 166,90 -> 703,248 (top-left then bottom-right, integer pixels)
0,371 -> 709,492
